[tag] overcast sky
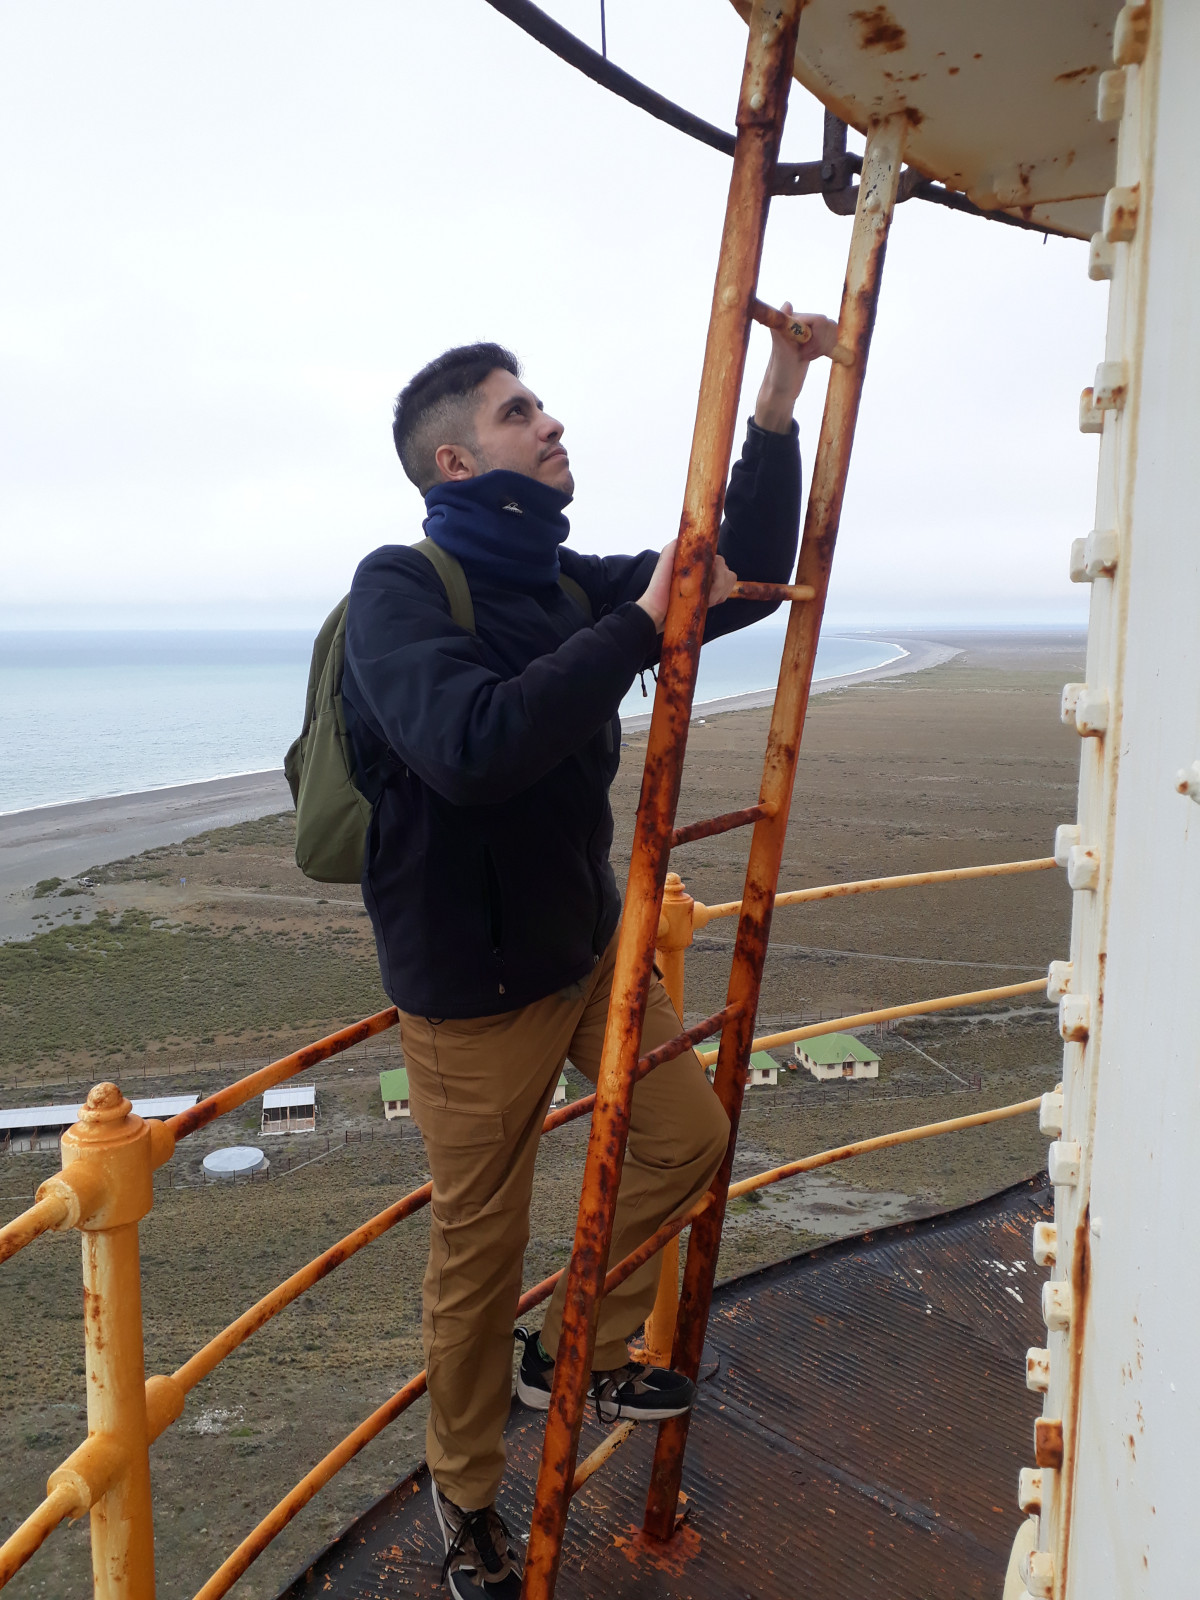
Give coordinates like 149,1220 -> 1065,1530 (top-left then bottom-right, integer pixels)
0,1 -> 1105,630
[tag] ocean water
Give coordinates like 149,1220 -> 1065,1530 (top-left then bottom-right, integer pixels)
0,627 -> 903,816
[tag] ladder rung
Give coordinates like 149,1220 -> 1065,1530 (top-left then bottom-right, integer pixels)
728,580 -> 815,604
671,802 -> 776,848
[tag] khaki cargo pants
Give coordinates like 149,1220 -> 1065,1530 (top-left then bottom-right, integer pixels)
398,934 -> 729,1510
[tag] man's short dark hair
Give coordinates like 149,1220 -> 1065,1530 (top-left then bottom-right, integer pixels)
392,342 -> 521,493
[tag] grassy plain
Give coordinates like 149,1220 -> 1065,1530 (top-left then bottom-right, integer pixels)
0,630 -> 1083,1598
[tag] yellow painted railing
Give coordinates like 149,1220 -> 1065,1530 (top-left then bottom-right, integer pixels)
0,853 -> 1057,1597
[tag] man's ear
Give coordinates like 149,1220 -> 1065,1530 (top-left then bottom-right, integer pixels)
434,442 -> 478,482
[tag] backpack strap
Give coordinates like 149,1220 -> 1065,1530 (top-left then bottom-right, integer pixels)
557,572 -> 593,621
413,538 -> 594,631
413,538 -> 476,634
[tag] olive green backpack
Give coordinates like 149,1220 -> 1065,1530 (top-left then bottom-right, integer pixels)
284,540 -> 591,883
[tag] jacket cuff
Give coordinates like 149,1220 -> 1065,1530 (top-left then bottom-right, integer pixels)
745,415 -> 800,450
611,599 -> 660,655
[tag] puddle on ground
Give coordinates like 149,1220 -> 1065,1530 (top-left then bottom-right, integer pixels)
725,1171 -> 929,1236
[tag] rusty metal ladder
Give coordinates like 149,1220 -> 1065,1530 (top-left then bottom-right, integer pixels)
520,4 -> 908,1592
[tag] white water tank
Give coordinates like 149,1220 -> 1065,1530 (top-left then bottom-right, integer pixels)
202,1146 -> 268,1180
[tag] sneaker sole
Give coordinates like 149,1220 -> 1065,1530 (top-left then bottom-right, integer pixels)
596,1397 -> 694,1423
517,1373 -> 695,1423
514,1372 -> 552,1411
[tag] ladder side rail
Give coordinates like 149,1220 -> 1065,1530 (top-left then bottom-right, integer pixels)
644,112 -> 908,1539
518,4 -> 803,1594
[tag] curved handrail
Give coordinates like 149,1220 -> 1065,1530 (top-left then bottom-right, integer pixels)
694,857 -> 1057,927
0,858 -> 1058,1591
0,1486 -> 77,1588
151,1006 -> 736,1418
698,977 -> 1050,1065
727,1097 -> 1042,1197
0,1191 -> 70,1267
186,1093 -> 1040,1599
167,1009 -> 400,1142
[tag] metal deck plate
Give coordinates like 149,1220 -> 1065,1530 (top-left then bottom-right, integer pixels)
278,1178 -> 1050,1599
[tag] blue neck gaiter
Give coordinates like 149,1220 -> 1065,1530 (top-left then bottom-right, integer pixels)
423,470 -> 573,590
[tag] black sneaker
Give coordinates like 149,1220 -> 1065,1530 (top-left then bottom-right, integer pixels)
514,1327 -> 556,1409
590,1359 -> 696,1422
432,1483 -> 523,1600
514,1327 -> 695,1423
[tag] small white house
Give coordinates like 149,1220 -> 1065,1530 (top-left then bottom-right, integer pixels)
747,1051 -> 782,1087
795,1033 -> 881,1081
261,1085 -> 316,1134
379,1068 -> 411,1119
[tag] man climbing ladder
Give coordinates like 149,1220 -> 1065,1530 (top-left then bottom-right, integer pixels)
342,300 -> 836,1599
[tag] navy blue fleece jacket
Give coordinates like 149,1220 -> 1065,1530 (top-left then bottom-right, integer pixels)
343,418 -> 801,1018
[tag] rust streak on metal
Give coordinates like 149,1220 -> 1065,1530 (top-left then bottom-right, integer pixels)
750,296 -> 812,343
749,303 -> 852,370
57,1084 -> 158,1595
540,1005 -> 739,1135
166,1009 -> 398,1141
645,111 -> 908,1541
695,855 -> 1058,925
603,1198 -> 713,1300
1035,1417 -> 1065,1470
697,978 -> 1049,1064
522,8 -> 803,1587
1055,1202 -> 1092,1595
725,1099 -> 1041,1198
726,580 -> 817,603
671,803 -> 775,848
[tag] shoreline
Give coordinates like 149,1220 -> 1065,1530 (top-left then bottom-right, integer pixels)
621,636 -> 957,733
0,634 -> 958,934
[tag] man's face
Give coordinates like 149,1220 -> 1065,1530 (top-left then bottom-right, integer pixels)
438,369 -> 573,494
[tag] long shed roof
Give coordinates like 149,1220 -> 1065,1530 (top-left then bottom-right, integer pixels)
262,1086 -> 316,1110
0,1095 -> 199,1132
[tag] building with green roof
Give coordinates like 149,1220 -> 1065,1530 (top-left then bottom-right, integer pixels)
379,1067 -> 411,1119
703,1051 -> 789,1088
794,1032 -> 881,1082
748,1050 -> 784,1087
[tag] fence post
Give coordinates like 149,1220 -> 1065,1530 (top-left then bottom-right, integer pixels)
56,1082 -> 168,1597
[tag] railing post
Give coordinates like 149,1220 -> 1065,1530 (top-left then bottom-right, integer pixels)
59,1083 -> 166,1598
643,872 -> 696,1365
643,111 -> 908,1540
519,4 -> 803,1593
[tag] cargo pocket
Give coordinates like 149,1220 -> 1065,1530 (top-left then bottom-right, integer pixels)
409,1098 -> 506,1149
410,1097 -> 509,1224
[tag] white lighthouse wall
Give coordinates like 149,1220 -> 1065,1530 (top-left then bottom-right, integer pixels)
1057,2 -> 1200,1594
